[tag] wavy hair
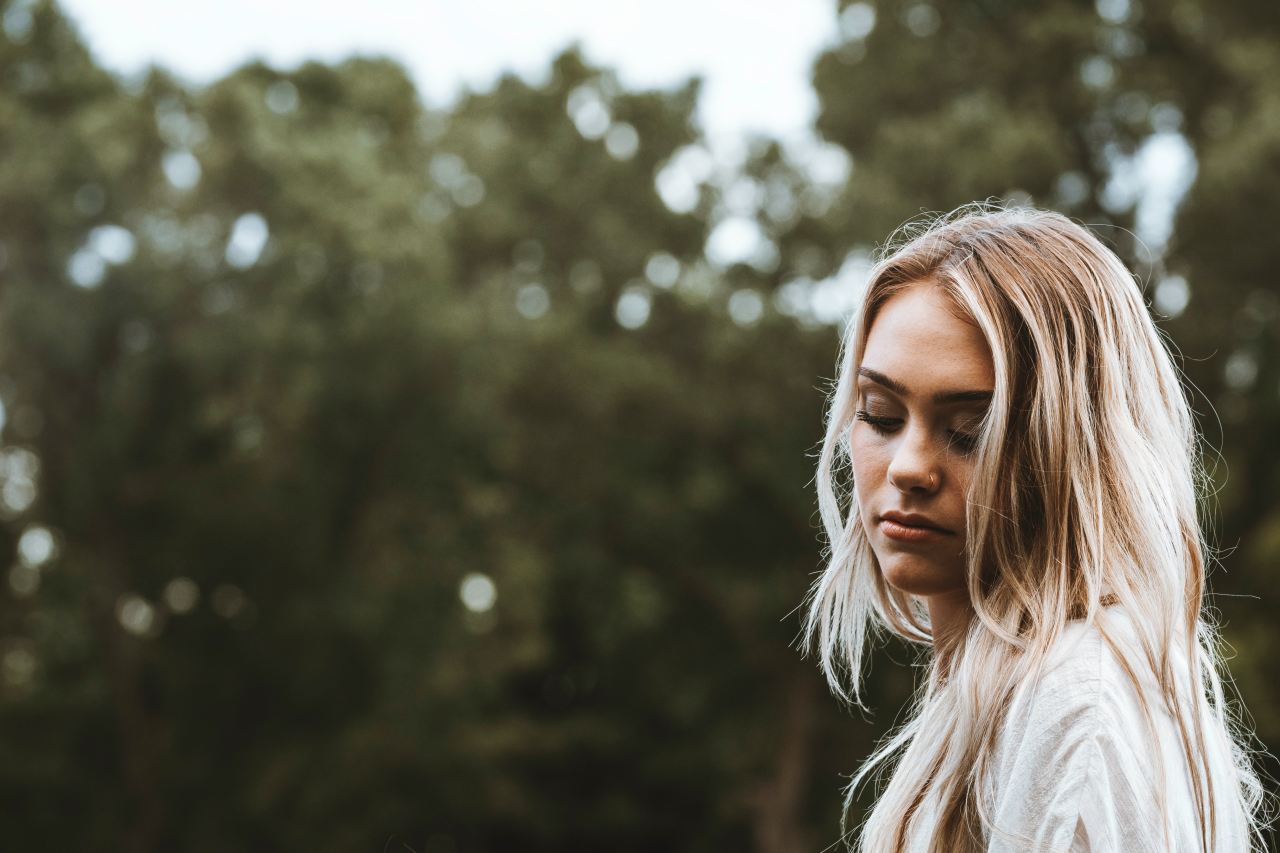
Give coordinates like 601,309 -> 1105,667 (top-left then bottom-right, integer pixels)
802,204 -> 1270,851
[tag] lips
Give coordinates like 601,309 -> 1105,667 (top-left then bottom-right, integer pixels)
880,507 -> 952,540
879,511 -> 951,533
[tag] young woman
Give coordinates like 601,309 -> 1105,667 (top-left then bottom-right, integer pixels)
802,205 -> 1269,851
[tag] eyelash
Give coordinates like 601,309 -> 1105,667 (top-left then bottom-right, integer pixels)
854,410 -> 980,455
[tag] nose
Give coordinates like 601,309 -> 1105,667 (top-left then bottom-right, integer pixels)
886,424 -> 942,495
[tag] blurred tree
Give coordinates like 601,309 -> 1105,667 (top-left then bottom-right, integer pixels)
0,3 -> 854,852
1163,0 -> 1280,802
0,0 -> 1277,851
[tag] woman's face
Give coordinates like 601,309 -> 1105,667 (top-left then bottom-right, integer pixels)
850,282 -> 995,600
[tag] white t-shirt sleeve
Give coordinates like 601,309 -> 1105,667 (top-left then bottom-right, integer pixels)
985,642 -> 1107,852
1066,722 -> 1166,852
1066,692 -> 1238,852
987,620 -> 1225,853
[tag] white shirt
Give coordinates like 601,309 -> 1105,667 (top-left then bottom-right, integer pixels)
909,606 -> 1249,852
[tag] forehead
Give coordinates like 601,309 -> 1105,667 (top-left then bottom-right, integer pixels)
860,283 -> 994,390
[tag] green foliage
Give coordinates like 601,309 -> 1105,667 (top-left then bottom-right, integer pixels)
0,0 -> 1276,851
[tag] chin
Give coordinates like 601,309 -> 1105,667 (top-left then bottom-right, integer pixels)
879,554 -> 963,598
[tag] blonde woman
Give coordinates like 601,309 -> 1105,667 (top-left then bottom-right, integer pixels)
803,205 -> 1270,851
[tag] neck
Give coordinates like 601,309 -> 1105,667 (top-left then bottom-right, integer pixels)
928,588 -> 974,675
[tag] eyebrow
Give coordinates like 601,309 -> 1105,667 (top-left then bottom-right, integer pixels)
857,367 -> 993,405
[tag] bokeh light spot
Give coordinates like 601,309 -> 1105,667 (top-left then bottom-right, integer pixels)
67,248 -> 105,288
459,572 -> 497,613
655,145 -> 713,214
1224,351 -> 1258,392
1080,56 -> 1115,89
17,525 -> 54,568
225,213 -> 269,269
805,143 -> 853,188
567,85 -> 611,140
429,153 -> 465,187
1,644 -> 36,687
163,577 -> 200,614
162,150 -> 202,190
605,123 -> 639,160
0,447 -> 39,480
645,252 -> 680,289
1154,274 -> 1189,317
154,97 -> 208,148
89,224 -> 136,264
3,5 -> 34,43
2,474 -> 36,515
705,215 -> 765,268
452,175 -> 485,207
723,176 -> 763,216
515,283 -> 550,319
116,594 -> 156,637
811,250 -> 873,325
265,80 -> 299,114
120,319 -> 154,353
211,584 -> 247,619
728,289 -> 765,326
904,3 -> 941,37
771,278 -> 810,319
1096,0 -> 1131,24
1055,171 -> 1089,207
615,287 -> 652,330
840,2 -> 877,40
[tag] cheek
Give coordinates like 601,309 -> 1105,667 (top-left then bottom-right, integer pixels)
848,430 -> 888,505
950,458 -> 975,501
945,461 -> 976,546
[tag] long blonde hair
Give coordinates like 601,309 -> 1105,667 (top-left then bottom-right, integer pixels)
802,203 -> 1270,851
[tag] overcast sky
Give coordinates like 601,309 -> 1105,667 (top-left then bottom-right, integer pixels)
53,0 -> 1193,278
58,0 -> 840,163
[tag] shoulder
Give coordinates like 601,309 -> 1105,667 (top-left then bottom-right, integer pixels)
1008,604 -> 1159,732
996,611 -> 1118,764
1026,605 -> 1153,725
985,607 -> 1175,851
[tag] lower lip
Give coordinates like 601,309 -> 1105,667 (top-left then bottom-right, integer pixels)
880,519 -> 951,542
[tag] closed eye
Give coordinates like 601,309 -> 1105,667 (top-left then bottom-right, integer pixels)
857,410 -> 980,455
854,410 -> 900,435
946,430 -> 979,455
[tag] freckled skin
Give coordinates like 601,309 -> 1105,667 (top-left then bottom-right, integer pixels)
851,283 -> 995,633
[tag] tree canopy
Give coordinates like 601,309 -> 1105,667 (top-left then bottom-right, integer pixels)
0,1 -> 1277,850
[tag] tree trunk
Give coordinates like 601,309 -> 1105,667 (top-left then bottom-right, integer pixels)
85,562 -> 164,853
752,667 -> 819,853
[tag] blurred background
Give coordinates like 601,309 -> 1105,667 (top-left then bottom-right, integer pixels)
1,0 -> 1277,850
